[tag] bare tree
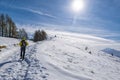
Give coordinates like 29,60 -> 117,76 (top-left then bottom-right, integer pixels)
0,14 -> 6,37
11,22 -> 17,38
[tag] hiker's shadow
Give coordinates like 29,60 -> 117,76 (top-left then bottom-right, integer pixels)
0,60 -> 19,68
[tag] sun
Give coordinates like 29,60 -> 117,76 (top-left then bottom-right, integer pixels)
71,0 -> 85,13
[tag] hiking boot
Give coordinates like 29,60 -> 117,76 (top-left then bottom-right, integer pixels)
20,57 -> 22,59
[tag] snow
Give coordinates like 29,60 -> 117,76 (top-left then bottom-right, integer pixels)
0,31 -> 120,80
0,37 -> 19,46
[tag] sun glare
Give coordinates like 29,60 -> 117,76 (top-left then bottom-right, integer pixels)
71,0 -> 85,13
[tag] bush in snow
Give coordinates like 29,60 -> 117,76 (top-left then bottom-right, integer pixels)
89,51 -> 92,54
0,45 -> 6,49
85,47 -> 88,50
90,70 -> 95,74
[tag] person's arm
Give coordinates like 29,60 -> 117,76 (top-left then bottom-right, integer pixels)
26,41 -> 29,46
19,41 -> 22,46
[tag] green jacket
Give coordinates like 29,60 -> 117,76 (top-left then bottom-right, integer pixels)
19,40 -> 29,47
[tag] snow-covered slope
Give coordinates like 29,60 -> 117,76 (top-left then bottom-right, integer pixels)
0,31 -> 120,80
0,37 -> 20,61
0,37 -> 19,46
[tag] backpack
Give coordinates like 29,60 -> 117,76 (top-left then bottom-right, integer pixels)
21,40 -> 26,47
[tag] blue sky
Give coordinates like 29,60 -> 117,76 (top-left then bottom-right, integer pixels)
0,0 -> 120,41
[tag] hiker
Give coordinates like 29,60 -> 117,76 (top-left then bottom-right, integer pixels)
19,38 -> 28,60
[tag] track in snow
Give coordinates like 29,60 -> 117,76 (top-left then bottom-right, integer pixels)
0,44 -> 49,80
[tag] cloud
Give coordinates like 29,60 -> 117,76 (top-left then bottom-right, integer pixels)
0,1 -> 56,18
21,8 -> 56,18
17,23 -> 120,42
8,5 -> 56,19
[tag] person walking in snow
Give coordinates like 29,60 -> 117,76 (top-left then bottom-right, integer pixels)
19,38 -> 28,60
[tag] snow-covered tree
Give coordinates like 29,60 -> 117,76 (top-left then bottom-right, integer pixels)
33,30 -> 47,42
17,28 -> 28,39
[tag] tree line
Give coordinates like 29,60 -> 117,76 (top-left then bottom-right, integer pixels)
0,14 -> 17,37
0,14 -> 47,42
0,14 -> 29,39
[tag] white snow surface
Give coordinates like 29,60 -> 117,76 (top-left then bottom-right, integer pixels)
0,31 -> 120,80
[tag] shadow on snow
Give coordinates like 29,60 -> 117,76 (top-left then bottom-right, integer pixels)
0,60 -> 19,67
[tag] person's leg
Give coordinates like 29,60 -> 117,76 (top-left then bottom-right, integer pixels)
20,48 -> 23,59
22,47 -> 26,59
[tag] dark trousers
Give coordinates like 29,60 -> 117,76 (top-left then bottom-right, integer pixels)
20,47 -> 26,59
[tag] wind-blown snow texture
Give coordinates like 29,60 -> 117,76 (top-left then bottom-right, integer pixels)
0,31 -> 120,80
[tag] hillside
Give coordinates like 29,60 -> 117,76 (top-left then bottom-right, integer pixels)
0,31 -> 120,80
